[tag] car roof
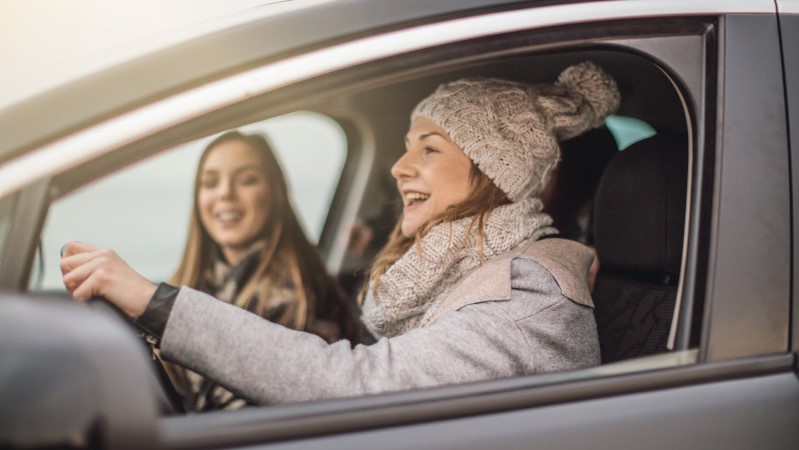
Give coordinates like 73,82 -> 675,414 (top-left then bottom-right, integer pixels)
0,0 -> 573,164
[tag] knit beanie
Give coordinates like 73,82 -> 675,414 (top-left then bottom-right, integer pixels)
411,61 -> 620,201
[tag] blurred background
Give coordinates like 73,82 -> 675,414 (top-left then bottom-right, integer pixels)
0,0 -> 276,108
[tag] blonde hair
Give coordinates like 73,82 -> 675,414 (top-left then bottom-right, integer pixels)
171,131 -> 340,330
361,163 -> 510,303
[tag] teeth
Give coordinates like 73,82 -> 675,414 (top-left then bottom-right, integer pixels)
217,211 -> 243,221
406,192 -> 430,202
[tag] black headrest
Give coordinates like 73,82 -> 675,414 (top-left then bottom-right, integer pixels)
592,132 -> 688,277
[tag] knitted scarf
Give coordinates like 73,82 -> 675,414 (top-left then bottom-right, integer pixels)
361,198 -> 556,338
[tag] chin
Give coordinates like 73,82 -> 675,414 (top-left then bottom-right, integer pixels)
400,221 -> 420,238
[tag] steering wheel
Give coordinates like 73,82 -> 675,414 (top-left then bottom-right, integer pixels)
88,297 -> 186,415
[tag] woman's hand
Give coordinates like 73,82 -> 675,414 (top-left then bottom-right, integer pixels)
60,241 -> 157,318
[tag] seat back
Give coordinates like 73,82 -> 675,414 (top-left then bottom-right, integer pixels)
591,131 -> 688,363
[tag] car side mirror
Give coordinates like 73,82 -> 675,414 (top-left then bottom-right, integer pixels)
0,294 -> 160,449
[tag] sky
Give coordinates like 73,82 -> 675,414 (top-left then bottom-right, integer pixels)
0,0 -> 274,107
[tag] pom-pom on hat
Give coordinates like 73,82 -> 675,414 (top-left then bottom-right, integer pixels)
411,61 -> 620,201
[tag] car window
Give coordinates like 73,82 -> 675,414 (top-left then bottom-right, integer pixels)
29,111 -> 347,291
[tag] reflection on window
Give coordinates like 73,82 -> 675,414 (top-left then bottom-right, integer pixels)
30,111 -> 347,291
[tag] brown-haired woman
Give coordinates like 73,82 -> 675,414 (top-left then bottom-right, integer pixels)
168,130 -> 360,411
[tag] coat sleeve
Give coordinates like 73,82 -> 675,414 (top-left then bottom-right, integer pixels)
159,258 -> 598,404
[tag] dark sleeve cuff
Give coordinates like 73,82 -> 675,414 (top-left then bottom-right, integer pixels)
135,282 -> 179,344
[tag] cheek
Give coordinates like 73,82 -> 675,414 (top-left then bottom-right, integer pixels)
197,193 -> 213,224
437,168 -> 474,205
244,188 -> 270,224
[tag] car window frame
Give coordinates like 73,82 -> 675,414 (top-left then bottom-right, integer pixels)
0,2 -> 718,365
698,13 -> 791,361
0,180 -> 49,290
776,3 -> 799,354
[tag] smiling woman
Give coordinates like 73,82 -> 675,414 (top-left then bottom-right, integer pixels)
196,135 -> 273,263
392,117 -> 476,237
166,130 -> 361,412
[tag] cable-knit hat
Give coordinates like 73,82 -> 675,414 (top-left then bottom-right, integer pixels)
411,61 -> 620,201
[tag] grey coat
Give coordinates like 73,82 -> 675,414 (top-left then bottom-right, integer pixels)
159,238 -> 600,404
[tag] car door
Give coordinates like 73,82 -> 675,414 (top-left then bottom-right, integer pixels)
157,5 -> 798,449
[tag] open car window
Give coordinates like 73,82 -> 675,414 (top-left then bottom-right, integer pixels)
29,25 -> 697,374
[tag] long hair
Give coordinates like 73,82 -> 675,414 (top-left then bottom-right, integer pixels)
171,131 -> 346,331
362,163 -> 511,302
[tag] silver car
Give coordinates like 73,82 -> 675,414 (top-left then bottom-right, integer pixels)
1,0 -> 798,448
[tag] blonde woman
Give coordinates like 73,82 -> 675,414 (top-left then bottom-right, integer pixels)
62,62 -> 618,404
167,131 -> 360,410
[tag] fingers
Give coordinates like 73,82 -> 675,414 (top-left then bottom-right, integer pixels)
60,241 -> 96,258
60,248 -> 98,277
60,244 -> 117,300
60,244 -> 156,317
62,254 -> 110,301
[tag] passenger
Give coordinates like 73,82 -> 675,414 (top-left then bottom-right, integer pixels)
61,61 -> 619,404
166,130 -> 361,411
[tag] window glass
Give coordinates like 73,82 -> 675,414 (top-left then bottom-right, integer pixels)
30,111 -> 347,291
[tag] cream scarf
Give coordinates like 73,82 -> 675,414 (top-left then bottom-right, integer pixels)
361,198 -> 556,338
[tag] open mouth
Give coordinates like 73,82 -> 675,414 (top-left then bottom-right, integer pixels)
404,192 -> 430,208
215,209 -> 244,224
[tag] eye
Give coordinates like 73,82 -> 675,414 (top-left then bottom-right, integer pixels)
238,171 -> 264,186
200,176 -> 218,189
423,146 -> 439,155
240,175 -> 261,185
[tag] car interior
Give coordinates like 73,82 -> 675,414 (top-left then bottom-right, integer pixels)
20,19 -> 700,421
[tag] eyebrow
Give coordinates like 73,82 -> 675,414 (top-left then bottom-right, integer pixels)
404,131 -> 449,144
201,164 -> 264,174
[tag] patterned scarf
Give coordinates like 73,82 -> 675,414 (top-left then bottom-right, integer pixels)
186,241 -> 268,412
361,198 -> 556,338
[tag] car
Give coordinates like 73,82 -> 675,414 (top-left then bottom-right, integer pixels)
1,0 -> 798,448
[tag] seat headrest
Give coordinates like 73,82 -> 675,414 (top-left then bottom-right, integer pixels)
592,132 -> 688,278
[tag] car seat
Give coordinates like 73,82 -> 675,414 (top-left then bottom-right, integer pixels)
591,131 -> 688,363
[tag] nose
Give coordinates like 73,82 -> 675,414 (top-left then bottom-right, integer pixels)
218,177 -> 235,199
391,151 -> 417,181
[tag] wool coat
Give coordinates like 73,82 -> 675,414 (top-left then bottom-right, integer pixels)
159,238 -> 600,404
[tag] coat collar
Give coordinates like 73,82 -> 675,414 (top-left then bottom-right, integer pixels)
420,238 -> 595,327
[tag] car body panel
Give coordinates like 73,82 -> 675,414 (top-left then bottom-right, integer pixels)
153,353 -> 796,449
249,370 -> 799,450
776,3 -> 799,353
701,14 -> 791,361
